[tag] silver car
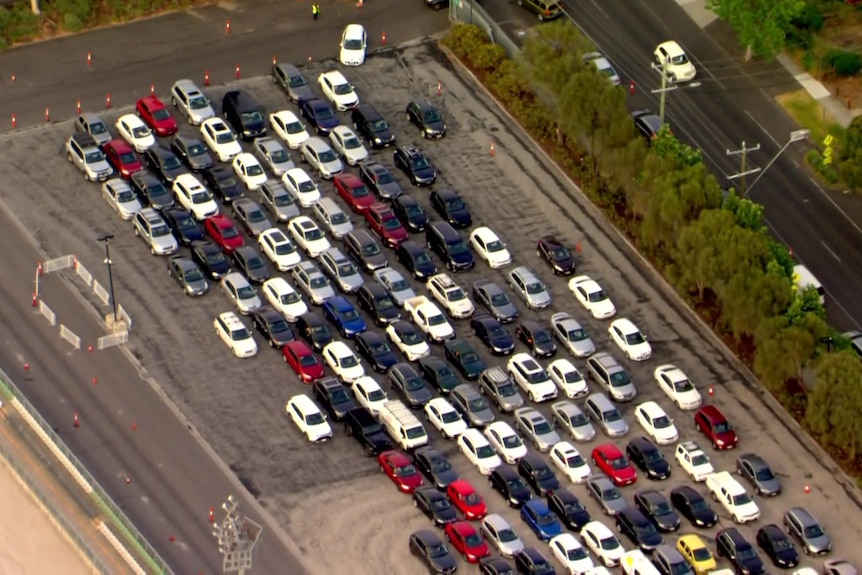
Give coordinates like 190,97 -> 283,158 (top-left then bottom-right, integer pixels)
584,393 -> 629,437
586,475 -> 627,515
133,208 -> 178,256
329,125 -> 370,166
514,407 -> 560,452
450,384 -> 495,427
171,135 -> 213,171
292,260 -> 335,305
254,137 -> 294,177
481,514 -> 524,559
583,52 -> 621,86
258,180 -> 300,222
66,133 -> 112,182
221,272 -> 262,315
551,312 -> 596,358
232,199 -> 273,238
478,366 -> 524,413
784,507 -> 831,555
301,137 -> 343,180
736,453 -> 781,497
551,400 -> 596,442
507,266 -> 551,310
101,178 -> 142,220
313,197 -> 354,239
373,267 -> 416,307
587,353 -> 637,403
319,247 -> 364,294
272,62 -> 315,103
170,79 -> 215,125
75,112 -> 112,145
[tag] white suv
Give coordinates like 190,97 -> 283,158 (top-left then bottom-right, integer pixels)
285,394 -> 332,442
507,353 -> 557,402
173,173 -> 218,220
427,273 -> 475,319
213,311 -> 258,358
66,133 -> 113,181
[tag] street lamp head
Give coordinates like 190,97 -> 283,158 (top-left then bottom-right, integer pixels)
97,234 -> 115,242
789,129 -> 809,143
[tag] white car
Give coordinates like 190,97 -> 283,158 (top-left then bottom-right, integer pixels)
568,276 -> 616,319
386,321 -> 431,361
634,401 -> 678,445
580,521 -> 625,567
232,153 -> 268,191
200,117 -> 242,162
469,226 -> 512,269
457,428 -> 502,475
424,397 -> 467,439
173,173 -> 219,220
322,341 -> 365,383
285,394 -> 332,442
427,273 -> 474,319
261,277 -> 307,321
213,311 -> 258,358
548,359 -> 588,399
258,228 -> 302,272
318,70 -> 359,111
654,40 -> 696,83
282,167 -> 321,207
653,364 -> 702,410
115,114 -> 155,153
269,110 -> 310,150
101,179 -> 142,220
507,353 -> 558,403
675,441 -> 714,482
550,533 -> 594,575
288,216 -> 331,258
300,137 -> 344,180
352,376 -> 388,416
339,23 -> 367,66
608,318 -> 652,361
483,421 -> 527,464
550,441 -> 591,484
329,125 -> 369,166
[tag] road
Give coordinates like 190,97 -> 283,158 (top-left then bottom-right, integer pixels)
479,0 -> 862,331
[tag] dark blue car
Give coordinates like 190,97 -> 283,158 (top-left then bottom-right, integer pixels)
322,296 -> 367,337
470,315 -> 515,355
520,499 -> 563,542
354,331 -> 398,372
431,188 -> 472,229
300,98 -> 340,135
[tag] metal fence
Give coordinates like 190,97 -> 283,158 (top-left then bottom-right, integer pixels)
448,0 -> 522,58
0,367 -> 174,575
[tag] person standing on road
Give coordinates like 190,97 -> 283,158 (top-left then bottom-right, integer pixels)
312,3 -> 319,20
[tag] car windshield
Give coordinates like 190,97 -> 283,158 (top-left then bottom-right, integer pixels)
175,215 -> 195,229
401,330 -> 423,345
206,251 -> 227,265
305,411 -> 325,425
313,105 -> 334,120
625,331 -> 646,344
327,211 -> 347,225
333,83 -> 354,96
464,533 -> 483,547
534,330 -> 551,344
246,256 -> 265,270
216,132 -> 235,144
609,457 -> 629,470
374,170 -> 393,184
410,156 -> 430,170
382,217 -> 402,231
463,492 -> 481,505
117,190 -> 135,203
689,499 -> 708,511
551,247 -> 569,260
598,536 -> 620,552
151,225 -> 170,237
526,282 -> 545,295
350,185 -> 370,198
588,290 -> 607,302
133,126 -> 152,138
432,497 -> 451,510
338,263 -> 356,276
804,524 -> 824,538
245,164 -> 264,177
341,309 -> 360,321
184,267 -> 204,282
488,325 -> 507,338
468,398 -> 488,412
460,352 -> 480,365
270,149 -> 290,163
754,467 -> 774,481
428,314 -> 447,327
217,175 -> 238,188
286,121 -> 305,134
567,546 -> 588,561
713,422 -> 731,433
270,193 -> 294,209
566,454 -> 585,468
189,95 -> 208,110
653,501 -> 673,514
567,328 -> 588,341
191,191 -> 211,204
490,293 -> 510,306
564,500 -> 585,513
119,151 -> 137,164
692,453 -> 709,466
671,53 -> 690,65
653,415 -> 672,429
367,389 -> 386,402
422,109 -> 441,123
564,370 -> 583,384
85,151 -> 105,164
310,276 -> 328,289
375,297 -> 395,310
344,136 -> 362,149
304,227 -> 323,240
289,74 -> 307,88
328,387 -> 349,403
371,119 -> 389,132
369,342 -> 390,355
236,285 -> 256,299
508,478 -> 527,491
310,325 -> 329,337
391,279 -> 410,292
359,241 -> 380,257
298,180 -> 317,193
476,445 -> 496,459
609,371 -> 631,387
602,488 -> 620,500
502,435 -> 522,449
731,493 -> 752,506
569,412 -> 589,426
692,548 -> 712,561
449,241 -> 469,255
163,156 -> 182,170
393,463 -> 416,477
431,458 -> 452,473
773,537 -> 793,550
403,377 -> 424,391
484,240 -> 505,253
636,524 -> 658,538
643,449 -> 663,463
231,328 -> 250,340
343,38 -> 364,50
673,379 -> 694,392
427,543 -> 448,558
339,355 -> 358,368
737,547 -> 756,560
441,411 -> 460,424
152,108 -> 171,121
188,143 -> 206,156
527,370 -> 549,385
219,224 -> 239,239
497,383 -> 517,397
280,291 -> 301,304
533,421 -> 553,435
241,111 -> 263,124
445,198 -> 465,211
89,122 -> 107,134
404,204 -> 423,217
535,512 -> 556,526
603,408 -> 621,422
318,149 -> 338,163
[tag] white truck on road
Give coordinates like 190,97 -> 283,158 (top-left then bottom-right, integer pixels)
705,470 -> 760,524
403,295 -> 455,343
378,400 -> 429,450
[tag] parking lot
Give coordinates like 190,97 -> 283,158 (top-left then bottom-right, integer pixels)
2,38 -> 861,572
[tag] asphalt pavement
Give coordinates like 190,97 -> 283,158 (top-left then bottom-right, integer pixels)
479,0 -> 862,331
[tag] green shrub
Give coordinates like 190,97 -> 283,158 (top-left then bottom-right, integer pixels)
0,3 -> 39,47
471,43 -> 506,74
792,2 -> 825,32
823,48 -> 862,76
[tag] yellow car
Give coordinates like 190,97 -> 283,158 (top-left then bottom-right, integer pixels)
677,534 -> 716,575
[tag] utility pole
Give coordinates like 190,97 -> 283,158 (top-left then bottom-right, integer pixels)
650,60 -> 700,126
213,495 -> 262,575
96,234 -> 118,323
726,142 -> 762,195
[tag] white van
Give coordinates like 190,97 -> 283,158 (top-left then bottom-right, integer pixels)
793,264 -> 825,305
378,400 -> 428,450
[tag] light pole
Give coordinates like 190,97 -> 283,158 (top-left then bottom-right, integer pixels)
213,495 -> 262,575
650,60 -> 701,126
744,129 -> 810,197
97,234 -> 118,323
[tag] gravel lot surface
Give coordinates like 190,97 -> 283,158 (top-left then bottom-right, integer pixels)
1,40 -> 860,571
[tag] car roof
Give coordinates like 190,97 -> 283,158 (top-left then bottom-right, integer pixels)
786,506 -> 817,525
584,520 -> 613,537
139,94 -> 164,108
335,172 -> 363,186
551,487 -> 579,503
71,132 -> 98,147
738,452 -> 767,467
324,340 -> 352,356
395,194 -> 420,207
611,318 -> 639,333
620,507 -> 651,524
493,464 -> 519,480
595,443 -> 623,457
322,70 -> 349,84
520,452 -> 548,467
629,436 -> 659,452
758,523 -> 784,539
638,489 -> 666,504
172,78 -> 200,93
357,330 -> 384,344
453,383 -> 480,399
224,271 -> 249,284
448,478 -> 473,493
383,450 -> 411,465
657,40 -> 685,56
288,393 -> 320,412
719,527 -> 748,546
697,405 -> 727,423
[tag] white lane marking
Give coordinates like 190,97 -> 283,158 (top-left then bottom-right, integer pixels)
820,241 -> 842,262
744,110 -> 779,147
587,0 -> 610,19
808,178 -> 862,237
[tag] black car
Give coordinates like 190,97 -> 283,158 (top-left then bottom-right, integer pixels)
166,256 -> 209,297
473,280 -> 518,324
418,356 -> 460,394
388,363 -> 433,408
669,485 -> 717,528
202,165 -> 245,204
354,331 -> 398,372
250,306 -> 295,348
626,437 -> 671,480
632,110 -> 662,145
396,241 -> 437,280
231,245 -> 270,284
616,507 -> 663,551
351,103 -> 396,148
144,145 -> 187,183
406,98 -> 447,139
517,454 -> 559,497
488,466 -> 532,508
312,377 -> 357,421
634,490 -> 680,533
300,98 -> 339,135
444,338 -> 486,380
296,312 -> 333,351
170,134 -> 213,171
344,406 -> 392,456
162,207 -> 204,245
391,195 -> 430,232
356,283 -> 400,326
430,188 -> 472,229
130,170 -> 174,209
412,446 -> 458,490
471,315 -> 515,355
394,145 -> 437,186
480,556 -> 515,575
190,240 -> 231,280
222,90 -> 266,140
756,524 -> 799,568
413,487 -> 457,526
515,321 -> 557,358
345,229 -> 388,273
547,488 -> 591,530
716,528 -> 766,575
536,235 -> 576,276
514,547 -> 555,575
409,529 -> 457,575
232,199 -> 273,238
360,162 -> 402,200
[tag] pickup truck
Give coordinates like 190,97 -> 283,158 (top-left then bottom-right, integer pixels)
344,406 -> 393,456
621,550 -> 661,575
427,273 -> 475,319
403,295 -> 455,343
704,471 -> 760,524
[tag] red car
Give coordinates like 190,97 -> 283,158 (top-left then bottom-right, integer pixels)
444,521 -> 489,564
695,405 -> 738,450
136,95 -> 178,137
364,203 -> 409,248
446,479 -> 486,520
377,450 -> 423,493
334,173 -> 376,213
591,443 -> 637,487
204,215 -> 244,253
282,341 -> 325,383
100,139 -> 142,179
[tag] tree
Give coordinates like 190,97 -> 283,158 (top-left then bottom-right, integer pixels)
651,127 -> 703,167
805,350 -> 862,460
667,209 -> 734,300
721,189 -> 765,232
706,0 -> 806,60
717,264 -> 792,339
753,315 -> 817,392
